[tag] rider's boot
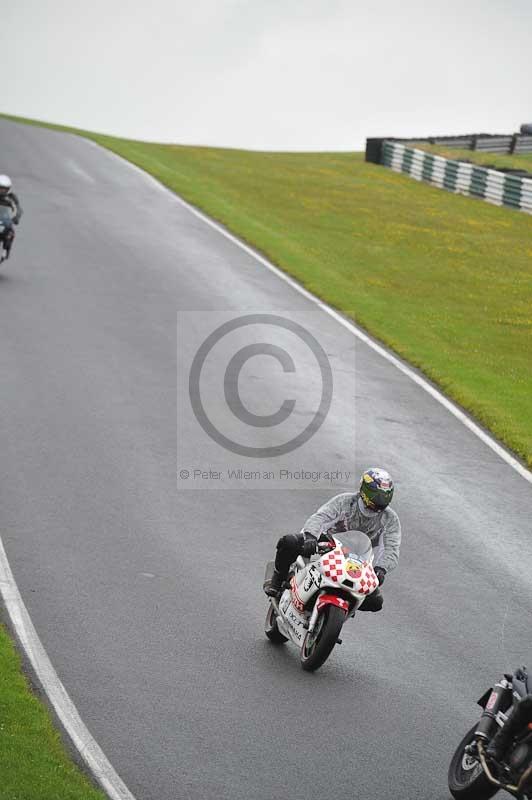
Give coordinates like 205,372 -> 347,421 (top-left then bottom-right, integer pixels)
486,708 -> 518,763
358,588 -> 383,612
486,727 -> 513,764
4,230 -> 14,259
263,569 -> 284,598
486,696 -> 532,763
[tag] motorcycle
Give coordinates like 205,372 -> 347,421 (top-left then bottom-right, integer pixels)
264,530 -> 379,672
448,666 -> 532,799
0,206 -> 15,264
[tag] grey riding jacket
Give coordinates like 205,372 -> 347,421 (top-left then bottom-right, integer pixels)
302,492 -> 401,572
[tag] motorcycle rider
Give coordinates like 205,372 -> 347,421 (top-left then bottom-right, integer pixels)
264,468 -> 401,611
0,175 -> 23,259
486,670 -> 532,763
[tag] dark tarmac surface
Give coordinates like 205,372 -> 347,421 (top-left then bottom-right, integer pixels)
0,118 -> 529,800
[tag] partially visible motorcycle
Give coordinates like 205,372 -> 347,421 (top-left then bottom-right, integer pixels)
264,530 -> 379,672
448,666 -> 532,799
0,206 -> 15,264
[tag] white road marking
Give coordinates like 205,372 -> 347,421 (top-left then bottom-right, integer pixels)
66,158 -> 95,183
102,143 -> 532,485
0,537 -> 136,800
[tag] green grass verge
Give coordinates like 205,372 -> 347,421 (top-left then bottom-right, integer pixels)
3,113 -> 532,467
412,142 -> 532,172
0,623 -> 106,800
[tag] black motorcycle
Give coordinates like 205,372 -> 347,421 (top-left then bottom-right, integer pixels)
448,666 -> 532,799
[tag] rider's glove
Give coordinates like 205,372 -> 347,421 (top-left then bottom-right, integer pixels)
374,567 -> 386,585
300,536 -> 317,558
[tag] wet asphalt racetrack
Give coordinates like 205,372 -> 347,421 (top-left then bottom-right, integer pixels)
0,117 -> 530,800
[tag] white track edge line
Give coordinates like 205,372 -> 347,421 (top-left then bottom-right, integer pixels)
99,143 -> 532,485
0,536 -> 136,800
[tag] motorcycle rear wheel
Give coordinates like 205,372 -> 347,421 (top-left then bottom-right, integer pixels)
448,724 -> 499,800
264,604 -> 288,644
300,605 -> 345,672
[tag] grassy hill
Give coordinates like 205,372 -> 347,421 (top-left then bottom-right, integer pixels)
3,113 -> 532,469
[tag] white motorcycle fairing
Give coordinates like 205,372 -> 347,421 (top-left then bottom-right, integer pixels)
266,530 -> 380,670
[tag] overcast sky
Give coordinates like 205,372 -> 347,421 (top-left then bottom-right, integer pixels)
3,0 -> 532,150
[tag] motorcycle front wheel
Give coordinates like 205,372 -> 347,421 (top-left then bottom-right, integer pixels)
448,724 -> 499,800
264,604 -> 288,644
300,605 -> 345,672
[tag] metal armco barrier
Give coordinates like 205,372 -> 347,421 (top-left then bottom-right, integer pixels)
377,141 -> 532,215
377,132 -> 532,155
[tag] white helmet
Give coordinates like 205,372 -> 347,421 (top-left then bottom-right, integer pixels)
0,175 -> 12,196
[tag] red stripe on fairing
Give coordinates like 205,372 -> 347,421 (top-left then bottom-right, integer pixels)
290,576 -> 305,611
316,594 -> 349,612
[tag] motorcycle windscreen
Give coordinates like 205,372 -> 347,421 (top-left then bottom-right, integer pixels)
0,207 -> 13,227
336,530 -> 373,561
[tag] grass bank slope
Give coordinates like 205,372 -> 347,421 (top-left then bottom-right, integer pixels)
3,114 -> 532,467
0,623 -> 106,800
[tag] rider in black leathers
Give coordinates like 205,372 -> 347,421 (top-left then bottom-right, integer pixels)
0,174 -> 23,259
